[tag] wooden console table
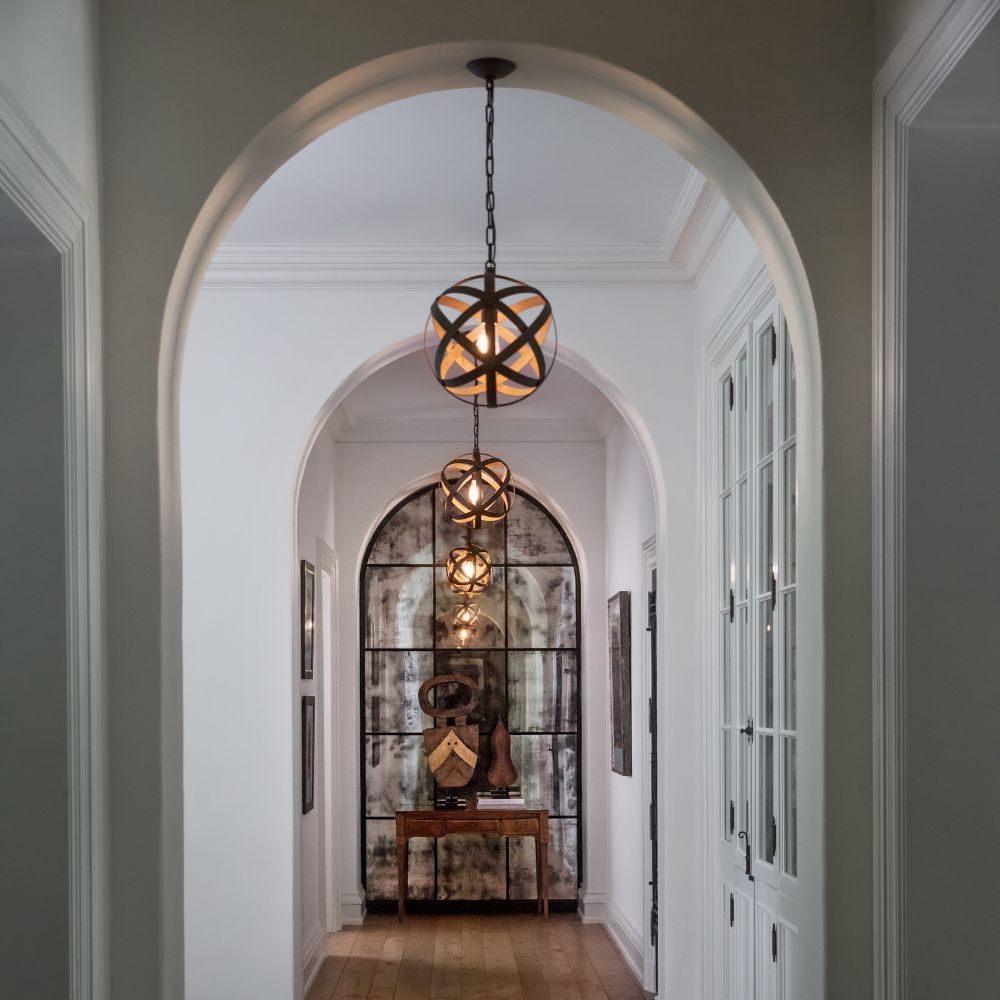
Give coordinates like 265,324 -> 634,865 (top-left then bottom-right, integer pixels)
395,806 -> 549,920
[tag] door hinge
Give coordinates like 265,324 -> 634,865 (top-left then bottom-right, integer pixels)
769,815 -> 777,864
770,569 -> 777,610
729,588 -> 735,623
772,922 -> 778,962
771,325 -> 777,364
650,802 -> 656,833
729,892 -> 735,927
728,375 -> 734,409
729,799 -> 735,836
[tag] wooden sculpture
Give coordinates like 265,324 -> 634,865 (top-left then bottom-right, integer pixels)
418,674 -> 480,787
487,718 -> 518,790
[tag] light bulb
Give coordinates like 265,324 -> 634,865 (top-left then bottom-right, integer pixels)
462,559 -> 475,578
468,479 -> 481,504
458,627 -> 471,644
476,323 -> 491,355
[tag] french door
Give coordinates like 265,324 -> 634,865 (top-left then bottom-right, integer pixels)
716,295 -> 799,999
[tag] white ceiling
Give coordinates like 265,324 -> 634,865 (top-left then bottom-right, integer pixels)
213,88 -> 732,285
329,349 -> 618,443
227,88 -> 692,246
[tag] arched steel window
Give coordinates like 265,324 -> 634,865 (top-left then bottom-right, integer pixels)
360,483 -> 582,907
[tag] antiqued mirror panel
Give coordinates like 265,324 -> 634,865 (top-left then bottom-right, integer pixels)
508,819 -> 578,899
361,485 -> 581,905
364,651 -> 434,733
507,567 -> 577,649
365,566 -> 434,649
507,651 -> 577,732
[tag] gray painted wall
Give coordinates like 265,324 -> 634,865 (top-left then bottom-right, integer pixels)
97,4 -> 874,994
0,240 -> 67,998
906,121 -> 1000,999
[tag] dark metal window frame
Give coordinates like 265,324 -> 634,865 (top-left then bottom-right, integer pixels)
359,483 -> 583,904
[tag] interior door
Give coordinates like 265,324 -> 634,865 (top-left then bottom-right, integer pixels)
717,299 -> 798,1000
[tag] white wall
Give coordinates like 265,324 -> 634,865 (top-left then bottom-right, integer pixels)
181,279 -> 703,997
0,246 -> 68,999
604,415 -> 656,972
295,426 -> 336,989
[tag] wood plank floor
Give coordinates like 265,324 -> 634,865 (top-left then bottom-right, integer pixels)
306,914 -> 652,1000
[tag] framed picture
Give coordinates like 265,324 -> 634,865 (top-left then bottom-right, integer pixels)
608,590 -> 632,776
301,695 -> 316,814
300,560 -> 315,679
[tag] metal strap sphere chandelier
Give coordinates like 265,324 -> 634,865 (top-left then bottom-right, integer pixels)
445,537 -> 493,596
440,400 -> 514,528
425,59 -> 557,408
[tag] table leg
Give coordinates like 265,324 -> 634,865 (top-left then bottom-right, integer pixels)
397,837 -> 407,922
535,837 -> 542,913
540,837 -> 549,918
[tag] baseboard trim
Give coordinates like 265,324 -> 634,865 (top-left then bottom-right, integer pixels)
605,904 -> 645,983
339,889 -> 367,926
302,926 -> 327,992
577,889 -> 607,923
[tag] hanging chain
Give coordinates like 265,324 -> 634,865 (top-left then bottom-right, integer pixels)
484,76 -> 497,273
473,398 -> 481,453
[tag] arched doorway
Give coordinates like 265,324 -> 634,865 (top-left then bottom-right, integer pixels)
165,43 -> 824,1000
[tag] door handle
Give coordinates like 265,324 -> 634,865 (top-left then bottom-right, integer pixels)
739,717 -> 754,742
738,829 -> 754,881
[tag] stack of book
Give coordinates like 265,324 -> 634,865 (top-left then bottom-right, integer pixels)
476,790 -> 526,810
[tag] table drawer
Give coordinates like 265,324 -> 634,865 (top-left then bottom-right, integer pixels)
447,819 -> 500,834
500,818 -> 540,837
405,819 -> 443,837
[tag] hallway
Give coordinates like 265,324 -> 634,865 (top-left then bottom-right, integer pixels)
306,915 -> 652,1000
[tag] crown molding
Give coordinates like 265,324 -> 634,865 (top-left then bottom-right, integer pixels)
205,174 -> 733,289
330,415 -> 613,444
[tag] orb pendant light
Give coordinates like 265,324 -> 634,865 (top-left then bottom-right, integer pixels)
425,59 -> 557,408
453,600 -> 480,646
446,536 -> 493,596
440,400 -> 514,528
453,600 -> 481,630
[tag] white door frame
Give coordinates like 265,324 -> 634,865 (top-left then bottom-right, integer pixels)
640,536 -> 658,993
0,83 -> 105,1000
316,542 -> 340,937
872,3 -> 1000,998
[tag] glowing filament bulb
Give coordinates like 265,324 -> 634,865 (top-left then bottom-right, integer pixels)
468,478 -> 481,504
476,322 -> 492,355
462,559 -> 475,578
457,627 -> 471,644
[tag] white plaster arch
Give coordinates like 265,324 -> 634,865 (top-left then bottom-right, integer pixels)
165,41 -> 824,1000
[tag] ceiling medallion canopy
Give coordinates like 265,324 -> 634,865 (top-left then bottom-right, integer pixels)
440,400 -> 514,528
445,538 -> 493,596
425,58 -> 557,408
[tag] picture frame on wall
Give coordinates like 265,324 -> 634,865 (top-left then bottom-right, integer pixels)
301,695 -> 315,814
608,590 -> 632,776
300,559 -> 315,680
